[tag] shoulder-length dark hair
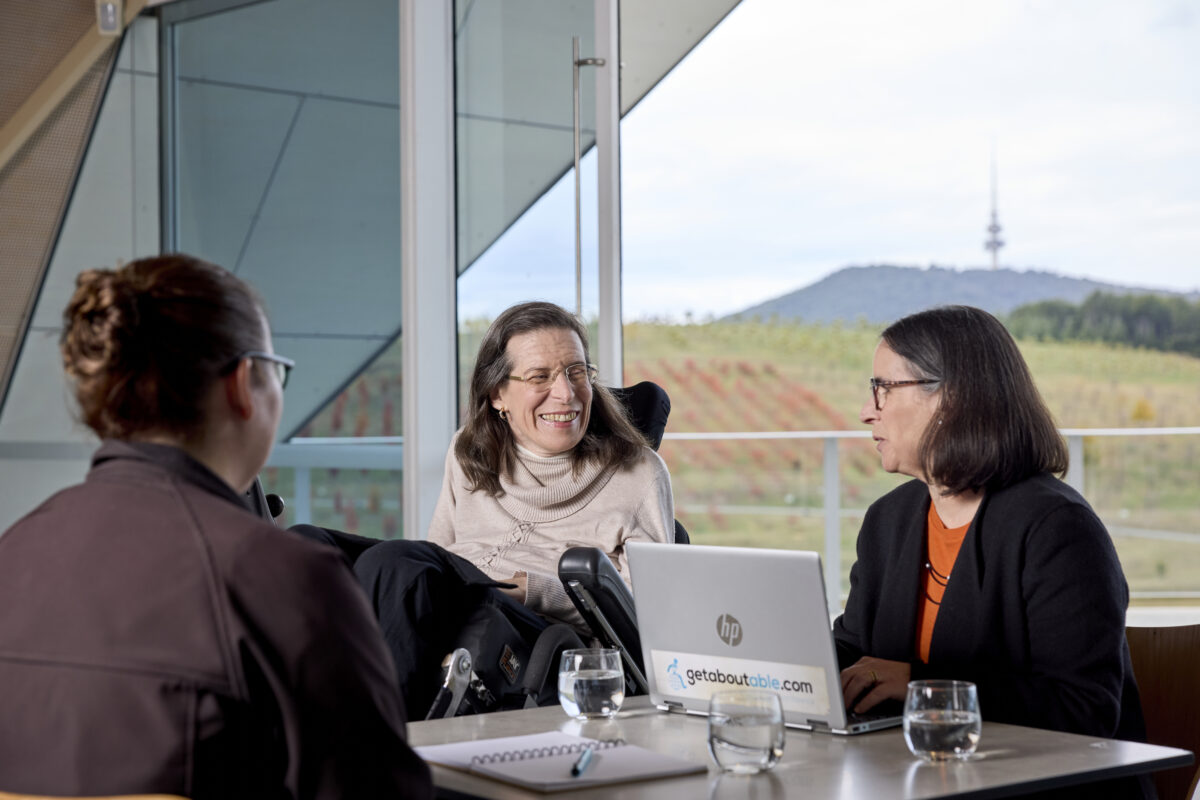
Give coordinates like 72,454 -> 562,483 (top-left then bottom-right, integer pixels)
882,305 -> 1067,495
456,301 -> 647,497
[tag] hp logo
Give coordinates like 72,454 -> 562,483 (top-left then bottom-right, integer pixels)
716,613 -> 742,646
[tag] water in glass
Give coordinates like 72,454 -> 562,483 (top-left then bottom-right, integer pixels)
904,709 -> 982,759
558,669 -> 624,717
706,689 -> 785,774
558,648 -> 624,718
904,680 -> 982,761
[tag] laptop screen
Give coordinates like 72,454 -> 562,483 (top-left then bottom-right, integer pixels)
627,542 -> 853,731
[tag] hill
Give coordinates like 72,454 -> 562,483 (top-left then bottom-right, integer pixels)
726,264 -> 1197,324
622,320 -> 1200,590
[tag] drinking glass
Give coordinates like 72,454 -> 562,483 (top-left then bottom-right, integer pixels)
903,680 -> 982,761
706,689 -> 786,774
558,648 -> 624,718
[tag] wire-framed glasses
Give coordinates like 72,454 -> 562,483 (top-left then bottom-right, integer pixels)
508,362 -> 598,390
869,377 -> 938,411
228,350 -> 295,389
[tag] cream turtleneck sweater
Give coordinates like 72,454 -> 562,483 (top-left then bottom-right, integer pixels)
426,435 -> 675,629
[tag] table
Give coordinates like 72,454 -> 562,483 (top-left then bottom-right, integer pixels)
407,697 -> 1192,799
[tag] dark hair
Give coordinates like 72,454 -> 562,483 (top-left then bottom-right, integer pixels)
60,254 -> 267,440
881,305 -> 1068,494
456,301 -> 647,496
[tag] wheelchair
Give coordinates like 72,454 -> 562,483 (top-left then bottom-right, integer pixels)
249,381 -> 683,719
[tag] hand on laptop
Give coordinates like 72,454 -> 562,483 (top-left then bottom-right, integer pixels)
840,657 -> 910,713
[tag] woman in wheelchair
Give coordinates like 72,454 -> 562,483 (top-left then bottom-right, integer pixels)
0,255 -> 431,798
295,301 -> 674,720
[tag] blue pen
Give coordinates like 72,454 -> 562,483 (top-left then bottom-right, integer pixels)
571,746 -> 595,777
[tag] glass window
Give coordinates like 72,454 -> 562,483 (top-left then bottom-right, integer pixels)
454,0 -> 602,406
166,0 -> 403,537
619,0 -> 1200,605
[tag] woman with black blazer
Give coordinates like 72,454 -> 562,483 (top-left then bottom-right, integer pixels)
833,306 -> 1150,798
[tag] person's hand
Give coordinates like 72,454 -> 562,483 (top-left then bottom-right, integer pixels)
840,656 -> 910,713
497,571 -> 527,603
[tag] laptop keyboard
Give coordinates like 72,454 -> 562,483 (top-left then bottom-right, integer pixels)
847,708 -> 897,724
846,699 -> 904,725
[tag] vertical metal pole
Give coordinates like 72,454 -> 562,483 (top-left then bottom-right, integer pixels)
158,18 -> 178,252
1066,434 -> 1085,494
823,437 -> 842,612
572,36 -> 604,321
400,0 -> 456,540
293,466 -> 311,525
572,36 -> 583,317
594,0 -> 623,385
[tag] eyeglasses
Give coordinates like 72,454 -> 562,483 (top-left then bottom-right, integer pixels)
869,377 -> 939,411
508,362 -> 598,390
228,350 -> 295,389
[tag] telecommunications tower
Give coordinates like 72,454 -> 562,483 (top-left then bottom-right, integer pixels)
984,153 -> 1005,269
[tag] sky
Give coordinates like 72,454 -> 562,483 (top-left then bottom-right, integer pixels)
459,0 -> 1199,322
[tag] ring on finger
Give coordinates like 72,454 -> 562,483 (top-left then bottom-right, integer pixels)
868,669 -> 879,685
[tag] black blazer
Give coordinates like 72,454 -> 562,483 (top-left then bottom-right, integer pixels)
834,473 -> 1146,742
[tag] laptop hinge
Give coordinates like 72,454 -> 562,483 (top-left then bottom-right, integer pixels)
662,700 -> 688,715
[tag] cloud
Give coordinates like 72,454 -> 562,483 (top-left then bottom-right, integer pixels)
614,0 -> 1200,313
464,0 -> 1200,320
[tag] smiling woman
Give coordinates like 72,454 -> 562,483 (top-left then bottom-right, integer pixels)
455,302 -> 645,495
292,301 -> 676,719
492,328 -> 595,457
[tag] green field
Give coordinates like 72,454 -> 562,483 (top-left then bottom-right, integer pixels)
624,320 -> 1200,602
266,319 -> 1200,603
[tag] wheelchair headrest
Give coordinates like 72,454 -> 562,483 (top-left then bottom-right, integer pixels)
608,381 -> 671,451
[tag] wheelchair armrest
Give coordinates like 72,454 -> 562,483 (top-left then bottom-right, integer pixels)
558,546 -> 648,694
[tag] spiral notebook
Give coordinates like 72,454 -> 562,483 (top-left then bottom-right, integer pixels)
415,731 -> 706,792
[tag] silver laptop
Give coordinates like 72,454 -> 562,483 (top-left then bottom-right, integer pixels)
626,542 -> 901,735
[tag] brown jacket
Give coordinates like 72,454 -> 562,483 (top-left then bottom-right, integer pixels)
0,441 -> 432,799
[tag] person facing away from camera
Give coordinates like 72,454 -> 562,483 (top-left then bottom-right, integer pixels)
835,305 -> 1151,799
0,254 -> 432,799
293,300 -> 675,719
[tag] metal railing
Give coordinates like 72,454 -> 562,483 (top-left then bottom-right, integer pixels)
267,439 -> 403,525
5,426 -> 1196,614
660,427 -> 1200,612
265,426 -> 1200,614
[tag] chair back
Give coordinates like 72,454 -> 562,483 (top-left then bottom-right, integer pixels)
1126,624 -> 1200,800
608,381 -> 671,451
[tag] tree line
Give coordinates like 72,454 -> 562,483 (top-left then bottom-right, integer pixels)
1006,292 -> 1200,358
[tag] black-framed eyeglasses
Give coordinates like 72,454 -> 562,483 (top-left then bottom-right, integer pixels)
227,350 -> 295,389
869,377 -> 939,411
508,362 -> 598,390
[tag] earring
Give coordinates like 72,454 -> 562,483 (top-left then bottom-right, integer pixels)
498,407 -> 509,421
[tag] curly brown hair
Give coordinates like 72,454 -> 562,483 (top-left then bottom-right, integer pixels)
60,254 -> 266,440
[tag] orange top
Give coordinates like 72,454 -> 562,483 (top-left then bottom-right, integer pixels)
915,503 -> 970,664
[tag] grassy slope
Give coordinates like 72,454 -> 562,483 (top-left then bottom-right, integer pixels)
268,318 -> 1200,599
623,321 -> 1200,600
